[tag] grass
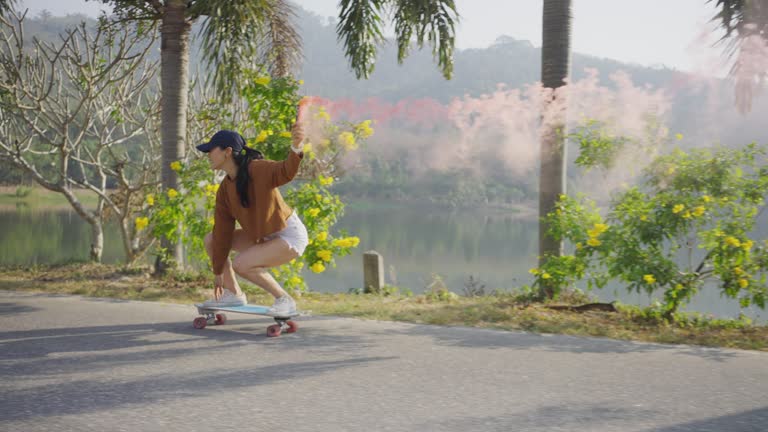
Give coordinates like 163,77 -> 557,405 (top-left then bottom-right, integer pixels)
1,262 -> 766,351
0,186 -> 99,210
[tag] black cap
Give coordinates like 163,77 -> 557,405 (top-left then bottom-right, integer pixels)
196,130 -> 246,153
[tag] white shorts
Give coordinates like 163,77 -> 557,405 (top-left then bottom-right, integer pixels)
263,212 -> 309,256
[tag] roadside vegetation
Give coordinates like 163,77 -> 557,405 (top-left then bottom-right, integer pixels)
2,262 -> 765,351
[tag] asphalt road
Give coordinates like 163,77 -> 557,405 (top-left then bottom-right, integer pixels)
1,290 -> 767,432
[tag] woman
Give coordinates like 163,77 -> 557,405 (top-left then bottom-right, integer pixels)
196,123 -> 308,315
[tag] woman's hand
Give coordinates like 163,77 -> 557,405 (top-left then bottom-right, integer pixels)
291,122 -> 305,150
213,274 -> 224,300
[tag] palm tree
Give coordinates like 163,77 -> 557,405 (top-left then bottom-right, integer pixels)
538,0 -> 572,299
709,0 -> 768,113
94,0 -> 459,271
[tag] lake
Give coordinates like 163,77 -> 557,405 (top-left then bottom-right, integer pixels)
0,203 -> 764,322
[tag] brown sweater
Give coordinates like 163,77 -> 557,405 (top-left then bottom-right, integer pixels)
211,151 -> 303,274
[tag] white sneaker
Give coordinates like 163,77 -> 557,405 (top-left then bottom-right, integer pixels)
202,290 -> 247,307
269,295 -> 297,316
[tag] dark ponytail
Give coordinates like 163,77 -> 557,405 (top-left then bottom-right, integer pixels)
233,146 -> 264,208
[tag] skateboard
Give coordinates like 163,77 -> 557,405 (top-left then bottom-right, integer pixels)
193,304 -> 302,337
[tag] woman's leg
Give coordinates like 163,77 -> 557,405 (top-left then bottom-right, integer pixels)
231,238 -> 299,299
204,230 -> 255,295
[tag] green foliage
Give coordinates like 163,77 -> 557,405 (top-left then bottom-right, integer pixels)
424,273 -> 459,302
142,157 -> 218,266
532,143 -> 768,318
13,186 -> 31,198
571,120 -> 631,170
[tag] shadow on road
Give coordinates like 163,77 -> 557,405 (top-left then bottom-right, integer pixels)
425,404 -> 768,432
0,355 -> 394,422
0,301 -> 42,315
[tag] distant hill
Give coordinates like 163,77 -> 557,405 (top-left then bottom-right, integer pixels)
6,7 -> 768,208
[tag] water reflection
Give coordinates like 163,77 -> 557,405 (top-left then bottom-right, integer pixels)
0,206 -> 764,321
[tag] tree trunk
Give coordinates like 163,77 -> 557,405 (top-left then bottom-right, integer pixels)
156,0 -> 191,274
538,0 -> 572,299
89,219 -> 104,263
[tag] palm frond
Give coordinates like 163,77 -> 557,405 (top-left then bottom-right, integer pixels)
192,0 -> 301,98
336,0 -> 386,79
709,0 -> 768,113
392,0 -> 458,80
266,2 -> 302,78
710,0 -> 747,38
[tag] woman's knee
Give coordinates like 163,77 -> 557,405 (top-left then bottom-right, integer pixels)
232,255 -> 263,276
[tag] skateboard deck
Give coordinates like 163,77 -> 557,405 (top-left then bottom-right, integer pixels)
192,303 -> 304,337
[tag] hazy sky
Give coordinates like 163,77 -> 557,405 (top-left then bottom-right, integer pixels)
19,0 -> 727,73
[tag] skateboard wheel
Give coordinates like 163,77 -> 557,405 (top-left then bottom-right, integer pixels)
285,320 -> 298,333
215,313 -> 227,325
266,324 -> 282,337
193,317 -> 207,329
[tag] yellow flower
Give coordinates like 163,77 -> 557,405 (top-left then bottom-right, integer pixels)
332,238 -> 349,248
208,216 -> 215,226
310,261 -> 326,273
643,274 -> 656,284
592,223 -> 608,233
317,249 -> 332,262
315,109 -> 331,122
298,80 -> 304,85
640,215 -> 648,221
255,130 -> 268,143
724,236 -> 741,248
702,195 -> 712,203
356,120 -> 374,138
318,175 -> 334,186
738,279 -> 749,288
529,268 -> 540,275
349,236 -> 360,247
682,211 -> 691,219
255,75 -> 271,86
280,131 -> 292,138
170,161 -> 182,172
135,216 -> 149,231
586,238 -> 602,247
316,231 -> 328,241
338,131 -> 357,150
288,276 -> 302,286
575,243 -> 582,250
272,268 -> 281,277
587,229 -> 602,238
146,194 -> 154,206
207,184 -> 220,196
742,240 -> 754,251
307,208 -> 321,217
541,272 -> 552,280
733,267 -> 743,276
675,133 -> 683,141
167,188 -> 179,199
672,204 -> 684,214
692,206 -> 705,217
303,143 -> 313,153
315,194 -> 323,202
